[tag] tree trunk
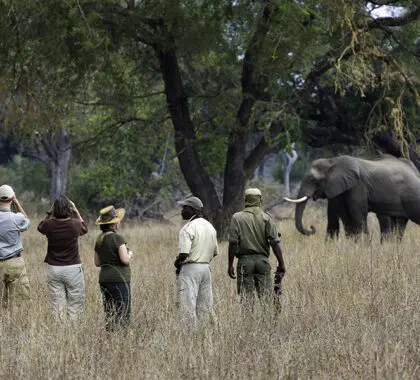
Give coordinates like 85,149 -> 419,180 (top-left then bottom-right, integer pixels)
49,141 -> 71,199
21,129 -> 71,201
153,2 -> 281,237
280,143 -> 298,197
154,45 -> 222,223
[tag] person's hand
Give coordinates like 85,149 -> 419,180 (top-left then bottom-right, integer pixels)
228,265 -> 236,279
174,258 -> 182,276
68,200 -> 76,211
46,203 -> 53,216
174,257 -> 181,270
274,266 -> 285,296
276,265 -> 286,276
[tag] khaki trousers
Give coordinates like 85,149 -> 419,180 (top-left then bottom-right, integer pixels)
0,256 -> 30,308
47,264 -> 85,321
177,263 -> 214,327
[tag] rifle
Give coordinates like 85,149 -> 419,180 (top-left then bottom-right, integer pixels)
274,267 -> 285,313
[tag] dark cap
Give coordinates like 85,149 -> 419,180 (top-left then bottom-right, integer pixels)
177,196 -> 204,211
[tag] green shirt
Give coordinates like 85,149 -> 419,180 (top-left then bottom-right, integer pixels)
229,206 -> 280,257
95,232 -> 131,283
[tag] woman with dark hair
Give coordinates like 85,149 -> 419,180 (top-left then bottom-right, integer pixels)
94,205 -> 133,330
38,195 -> 88,320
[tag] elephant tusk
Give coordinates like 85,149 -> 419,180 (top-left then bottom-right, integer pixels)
283,196 -> 308,203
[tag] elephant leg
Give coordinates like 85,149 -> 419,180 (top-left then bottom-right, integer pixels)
377,214 -> 391,234
377,215 -> 408,242
402,203 -> 420,228
391,216 -> 408,241
326,199 -> 340,239
343,188 -> 368,236
335,201 -> 355,237
377,214 -> 392,243
328,193 -> 359,237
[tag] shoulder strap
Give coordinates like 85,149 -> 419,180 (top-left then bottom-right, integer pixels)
96,231 -> 115,248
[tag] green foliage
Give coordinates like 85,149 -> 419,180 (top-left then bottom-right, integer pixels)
0,0 -> 418,212
0,155 -> 49,198
272,155 -> 308,184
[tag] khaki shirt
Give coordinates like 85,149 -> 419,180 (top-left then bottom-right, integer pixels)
229,206 -> 280,257
178,217 -> 218,264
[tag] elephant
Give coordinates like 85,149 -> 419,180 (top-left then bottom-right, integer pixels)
284,154 -> 420,240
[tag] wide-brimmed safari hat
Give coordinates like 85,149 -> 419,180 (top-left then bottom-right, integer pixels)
0,185 -> 15,201
95,205 -> 125,225
177,196 -> 204,211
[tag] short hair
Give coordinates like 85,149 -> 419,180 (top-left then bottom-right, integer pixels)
52,195 -> 72,219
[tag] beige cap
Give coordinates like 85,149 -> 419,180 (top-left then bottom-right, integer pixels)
245,188 -> 262,197
0,185 -> 15,201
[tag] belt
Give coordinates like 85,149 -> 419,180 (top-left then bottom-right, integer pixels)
238,252 -> 267,257
0,252 -> 21,261
183,262 -> 209,265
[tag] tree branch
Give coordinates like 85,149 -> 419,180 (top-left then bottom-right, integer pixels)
224,2 -> 279,201
97,4 -> 168,46
367,6 -> 420,29
70,116 -> 168,152
75,91 -> 165,106
244,120 -> 284,177
154,43 -> 222,215
367,0 -> 408,7
239,1 -> 276,124
300,6 -> 420,97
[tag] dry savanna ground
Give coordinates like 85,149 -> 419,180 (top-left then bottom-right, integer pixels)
1,202 -> 419,379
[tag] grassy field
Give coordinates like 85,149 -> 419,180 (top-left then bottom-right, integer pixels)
1,203 -> 419,379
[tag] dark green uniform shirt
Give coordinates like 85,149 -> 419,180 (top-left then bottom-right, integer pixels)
229,206 -> 280,257
95,232 -> 131,283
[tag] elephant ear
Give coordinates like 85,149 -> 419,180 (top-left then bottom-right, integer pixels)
324,156 -> 360,198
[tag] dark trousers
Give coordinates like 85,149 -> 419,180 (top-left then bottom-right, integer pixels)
100,282 -> 131,330
237,255 -> 272,300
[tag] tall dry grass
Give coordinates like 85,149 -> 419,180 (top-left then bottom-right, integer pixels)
1,204 -> 419,379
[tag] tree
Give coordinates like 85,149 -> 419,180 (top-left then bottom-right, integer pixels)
0,0 -> 418,233
23,129 -> 71,200
126,0 -> 419,232
280,143 -> 298,197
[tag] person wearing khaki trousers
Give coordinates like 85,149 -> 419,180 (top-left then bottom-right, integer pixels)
0,185 -> 31,309
38,195 -> 88,321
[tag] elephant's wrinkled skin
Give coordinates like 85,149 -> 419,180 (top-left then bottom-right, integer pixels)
286,154 -> 420,240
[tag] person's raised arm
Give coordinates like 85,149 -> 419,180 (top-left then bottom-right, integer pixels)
12,195 -> 28,219
69,200 -> 84,222
38,205 -> 53,233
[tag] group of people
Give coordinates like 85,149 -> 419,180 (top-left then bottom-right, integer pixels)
0,185 -> 133,330
174,188 -> 286,326
0,183 -> 286,330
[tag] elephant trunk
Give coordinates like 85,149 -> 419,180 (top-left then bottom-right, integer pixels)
295,198 -> 316,236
